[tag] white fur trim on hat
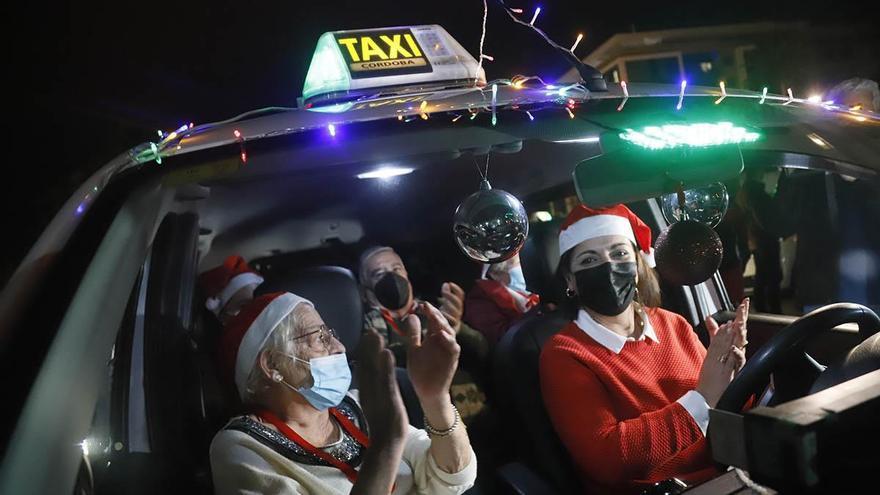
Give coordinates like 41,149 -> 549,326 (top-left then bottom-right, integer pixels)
642,247 -> 656,268
234,293 -> 312,399
206,272 -> 264,316
559,215 -> 636,256
205,297 -> 222,312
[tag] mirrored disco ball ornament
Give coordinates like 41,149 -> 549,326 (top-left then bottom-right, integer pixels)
655,220 -> 723,286
660,183 -> 729,228
453,179 -> 529,263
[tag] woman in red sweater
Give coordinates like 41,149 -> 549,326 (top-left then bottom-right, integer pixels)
539,204 -> 749,494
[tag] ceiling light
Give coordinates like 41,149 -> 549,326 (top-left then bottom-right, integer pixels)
356,166 -> 414,180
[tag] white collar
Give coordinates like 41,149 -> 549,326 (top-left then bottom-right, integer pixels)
574,307 -> 659,354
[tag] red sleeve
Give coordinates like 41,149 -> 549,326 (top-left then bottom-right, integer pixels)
539,342 -> 706,486
677,312 -> 708,359
463,289 -> 514,344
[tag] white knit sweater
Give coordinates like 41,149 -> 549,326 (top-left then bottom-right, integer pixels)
209,393 -> 477,495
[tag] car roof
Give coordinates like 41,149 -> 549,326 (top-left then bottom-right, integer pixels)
163,82 -> 879,168
6,80 -> 879,288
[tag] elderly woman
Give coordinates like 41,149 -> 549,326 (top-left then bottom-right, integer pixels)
540,205 -> 749,495
210,291 -> 476,494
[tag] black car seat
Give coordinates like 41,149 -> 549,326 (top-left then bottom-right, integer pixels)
256,266 -> 424,428
493,309 -> 581,493
518,218 -> 564,302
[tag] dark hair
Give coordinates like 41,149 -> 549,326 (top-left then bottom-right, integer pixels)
555,246 -> 662,320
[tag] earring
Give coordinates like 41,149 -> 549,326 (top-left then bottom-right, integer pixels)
566,287 -> 577,299
272,371 -> 283,382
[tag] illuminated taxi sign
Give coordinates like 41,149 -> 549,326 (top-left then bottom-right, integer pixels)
302,25 -> 484,106
335,29 -> 432,78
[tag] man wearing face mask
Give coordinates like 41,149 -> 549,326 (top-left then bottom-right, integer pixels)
463,254 -> 541,345
357,247 -> 490,419
540,205 -> 750,495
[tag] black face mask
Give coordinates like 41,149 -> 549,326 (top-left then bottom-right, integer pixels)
373,272 -> 411,311
574,262 -> 638,316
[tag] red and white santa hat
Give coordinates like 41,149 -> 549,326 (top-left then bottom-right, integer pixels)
199,255 -> 265,315
558,204 -> 656,267
218,292 -> 312,400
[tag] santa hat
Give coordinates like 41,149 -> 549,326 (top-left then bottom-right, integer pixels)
218,292 -> 312,400
558,204 -> 656,267
199,255 -> 264,315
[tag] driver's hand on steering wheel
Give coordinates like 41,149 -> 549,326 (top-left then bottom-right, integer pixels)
697,298 -> 750,407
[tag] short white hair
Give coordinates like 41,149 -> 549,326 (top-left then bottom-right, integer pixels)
241,304 -> 312,405
358,246 -> 396,284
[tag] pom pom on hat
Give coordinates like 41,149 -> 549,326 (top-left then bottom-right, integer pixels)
199,255 -> 264,316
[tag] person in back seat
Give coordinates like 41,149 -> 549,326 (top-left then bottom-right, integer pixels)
359,246 -> 507,493
210,291 -> 476,494
463,254 -> 541,346
540,205 -> 749,494
357,246 -> 489,422
199,254 -> 264,325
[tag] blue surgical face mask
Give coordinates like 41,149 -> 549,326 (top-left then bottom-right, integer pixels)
280,353 -> 351,410
508,266 -> 528,293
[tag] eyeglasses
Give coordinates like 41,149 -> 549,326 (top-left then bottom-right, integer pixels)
293,325 -> 340,351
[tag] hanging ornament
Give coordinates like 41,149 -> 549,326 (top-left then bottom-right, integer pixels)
654,220 -> 723,286
655,183 -> 725,285
453,155 -> 529,263
660,182 -> 729,228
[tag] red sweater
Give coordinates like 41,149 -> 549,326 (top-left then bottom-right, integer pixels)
539,307 -> 717,494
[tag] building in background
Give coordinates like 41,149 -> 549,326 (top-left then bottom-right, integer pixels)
563,21 -> 879,96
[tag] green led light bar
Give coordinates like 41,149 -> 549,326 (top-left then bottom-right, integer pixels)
619,122 -> 761,150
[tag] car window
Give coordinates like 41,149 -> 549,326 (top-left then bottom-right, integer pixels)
737,168 -> 880,316
74,265 -> 144,494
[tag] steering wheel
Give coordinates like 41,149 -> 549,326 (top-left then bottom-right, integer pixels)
716,303 -> 880,412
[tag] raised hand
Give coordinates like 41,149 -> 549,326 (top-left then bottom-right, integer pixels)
729,298 -> 749,353
357,328 -> 408,445
437,282 -> 465,333
404,302 -> 461,406
696,302 -> 749,408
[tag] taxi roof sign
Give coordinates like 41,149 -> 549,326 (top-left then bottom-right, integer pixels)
302,25 -> 485,106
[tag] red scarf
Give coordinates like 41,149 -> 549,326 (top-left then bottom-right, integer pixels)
475,279 -> 540,316
379,304 -> 417,337
255,408 -> 370,484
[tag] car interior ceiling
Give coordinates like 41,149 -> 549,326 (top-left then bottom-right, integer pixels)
197,137 -> 601,264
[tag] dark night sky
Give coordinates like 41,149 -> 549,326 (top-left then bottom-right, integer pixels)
4,0 -> 875,282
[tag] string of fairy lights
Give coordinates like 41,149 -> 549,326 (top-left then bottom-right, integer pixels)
135,3 -> 875,167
